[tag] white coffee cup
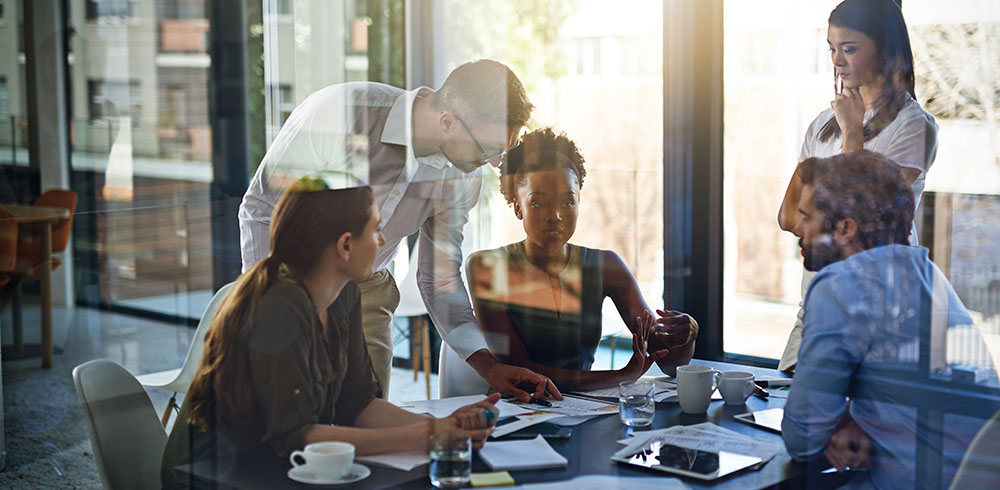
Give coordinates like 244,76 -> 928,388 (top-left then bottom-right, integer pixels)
289,441 -> 355,481
717,371 -> 755,405
676,365 -> 718,414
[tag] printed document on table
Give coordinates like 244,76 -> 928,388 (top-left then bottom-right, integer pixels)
398,395 -> 532,418
491,412 -> 564,438
574,380 -> 686,403
512,394 -> 618,416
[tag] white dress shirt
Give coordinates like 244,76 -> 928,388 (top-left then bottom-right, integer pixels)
238,82 -> 489,359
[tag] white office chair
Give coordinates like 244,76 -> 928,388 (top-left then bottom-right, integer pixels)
73,359 -> 167,490
394,242 -> 435,399
134,282 -> 235,426
950,409 -> 1000,489
438,342 -> 490,398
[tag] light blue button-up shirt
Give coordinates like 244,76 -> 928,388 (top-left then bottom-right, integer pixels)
782,244 -> 998,489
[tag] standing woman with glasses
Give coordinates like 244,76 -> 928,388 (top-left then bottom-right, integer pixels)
776,0 -> 936,371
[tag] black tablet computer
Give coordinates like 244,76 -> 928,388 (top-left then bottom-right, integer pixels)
733,408 -> 785,434
612,441 -> 762,480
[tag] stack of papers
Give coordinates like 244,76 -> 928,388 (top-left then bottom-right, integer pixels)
614,422 -> 784,466
479,435 -> 568,470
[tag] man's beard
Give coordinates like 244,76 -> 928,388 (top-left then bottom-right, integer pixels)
800,233 -> 842,272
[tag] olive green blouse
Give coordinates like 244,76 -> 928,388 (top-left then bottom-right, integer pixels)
161,272 -> 380,488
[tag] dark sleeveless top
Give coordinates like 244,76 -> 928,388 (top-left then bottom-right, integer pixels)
473,243 -> 604,371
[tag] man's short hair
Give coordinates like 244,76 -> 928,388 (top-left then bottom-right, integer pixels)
434,60 -> 534,128
799,150 -> 915,249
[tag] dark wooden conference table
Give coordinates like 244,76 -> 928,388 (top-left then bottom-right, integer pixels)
176,359 -> 843,489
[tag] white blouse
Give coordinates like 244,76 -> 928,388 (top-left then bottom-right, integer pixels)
798,95 -> 939,224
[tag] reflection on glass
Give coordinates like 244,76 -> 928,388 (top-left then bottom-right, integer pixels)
440,0 -> 665,359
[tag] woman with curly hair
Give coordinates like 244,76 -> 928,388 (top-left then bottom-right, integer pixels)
466,129 -> 698,391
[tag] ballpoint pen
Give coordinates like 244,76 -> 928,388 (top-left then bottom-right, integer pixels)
752,384 -> 769,401
529,397 -> 552,407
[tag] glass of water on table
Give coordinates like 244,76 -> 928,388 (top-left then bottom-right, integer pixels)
429,432 -> 471,488
619,380 -> 655,427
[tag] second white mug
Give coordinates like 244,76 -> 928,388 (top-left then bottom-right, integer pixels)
676,365 -> 718,414
717,371 -> 755,405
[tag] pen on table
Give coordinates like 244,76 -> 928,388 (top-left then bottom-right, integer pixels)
752,384 -> 769,400
530,397 -> 552,407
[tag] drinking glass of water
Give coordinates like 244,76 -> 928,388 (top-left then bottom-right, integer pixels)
619,380 -> 655,427
428,433 -> 471,488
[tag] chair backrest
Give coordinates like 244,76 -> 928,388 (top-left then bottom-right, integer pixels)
73,359 -> 167,490
949,408 -> 1000,489
0,208 -> 16,273
438,342 -> 490,398
394,241 -> 428,318
35,188 -> 78,253
169,281 -> 236,393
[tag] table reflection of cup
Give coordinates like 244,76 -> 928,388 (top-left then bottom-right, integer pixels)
619,380 -> 655,427
717,371 -> 755,405
429,433 -> 471,488
289,441 -> 354,481
676,365 -> 718,414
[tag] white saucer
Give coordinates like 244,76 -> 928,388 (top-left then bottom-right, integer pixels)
287,463 -> 370,485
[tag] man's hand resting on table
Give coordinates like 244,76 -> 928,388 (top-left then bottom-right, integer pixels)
466,350 -> 563,403
826,417 -> 871,472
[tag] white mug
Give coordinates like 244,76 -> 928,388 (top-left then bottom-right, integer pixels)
717,371 -> 755,405
676,365 -> 718,414
289,441 -> 355,480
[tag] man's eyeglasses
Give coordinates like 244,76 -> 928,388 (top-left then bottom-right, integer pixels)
455,114 -> 520,166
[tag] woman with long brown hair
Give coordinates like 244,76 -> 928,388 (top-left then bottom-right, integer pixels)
162,177 -> 497,488
776,0 -> 937,371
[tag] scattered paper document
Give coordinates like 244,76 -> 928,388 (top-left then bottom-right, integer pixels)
573,380 -> 695,403
491,412 -> 564,438
517,474 -> 687,489
480,435 -> 568,471
356,450 -> 428,471
399,395 -> 533,418
764,386 -> 791,398
511,394 -> 617,417
549,414 -> 599,426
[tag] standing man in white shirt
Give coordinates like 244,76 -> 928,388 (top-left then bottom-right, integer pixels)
239,60 -> 562,402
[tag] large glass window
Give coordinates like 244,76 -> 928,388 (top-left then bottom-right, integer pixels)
722,0 -> 1000,364
69,0 -> 215,319
437,0 -> 665,360
722,1 -> 840,360
903,0 -> 1000,363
